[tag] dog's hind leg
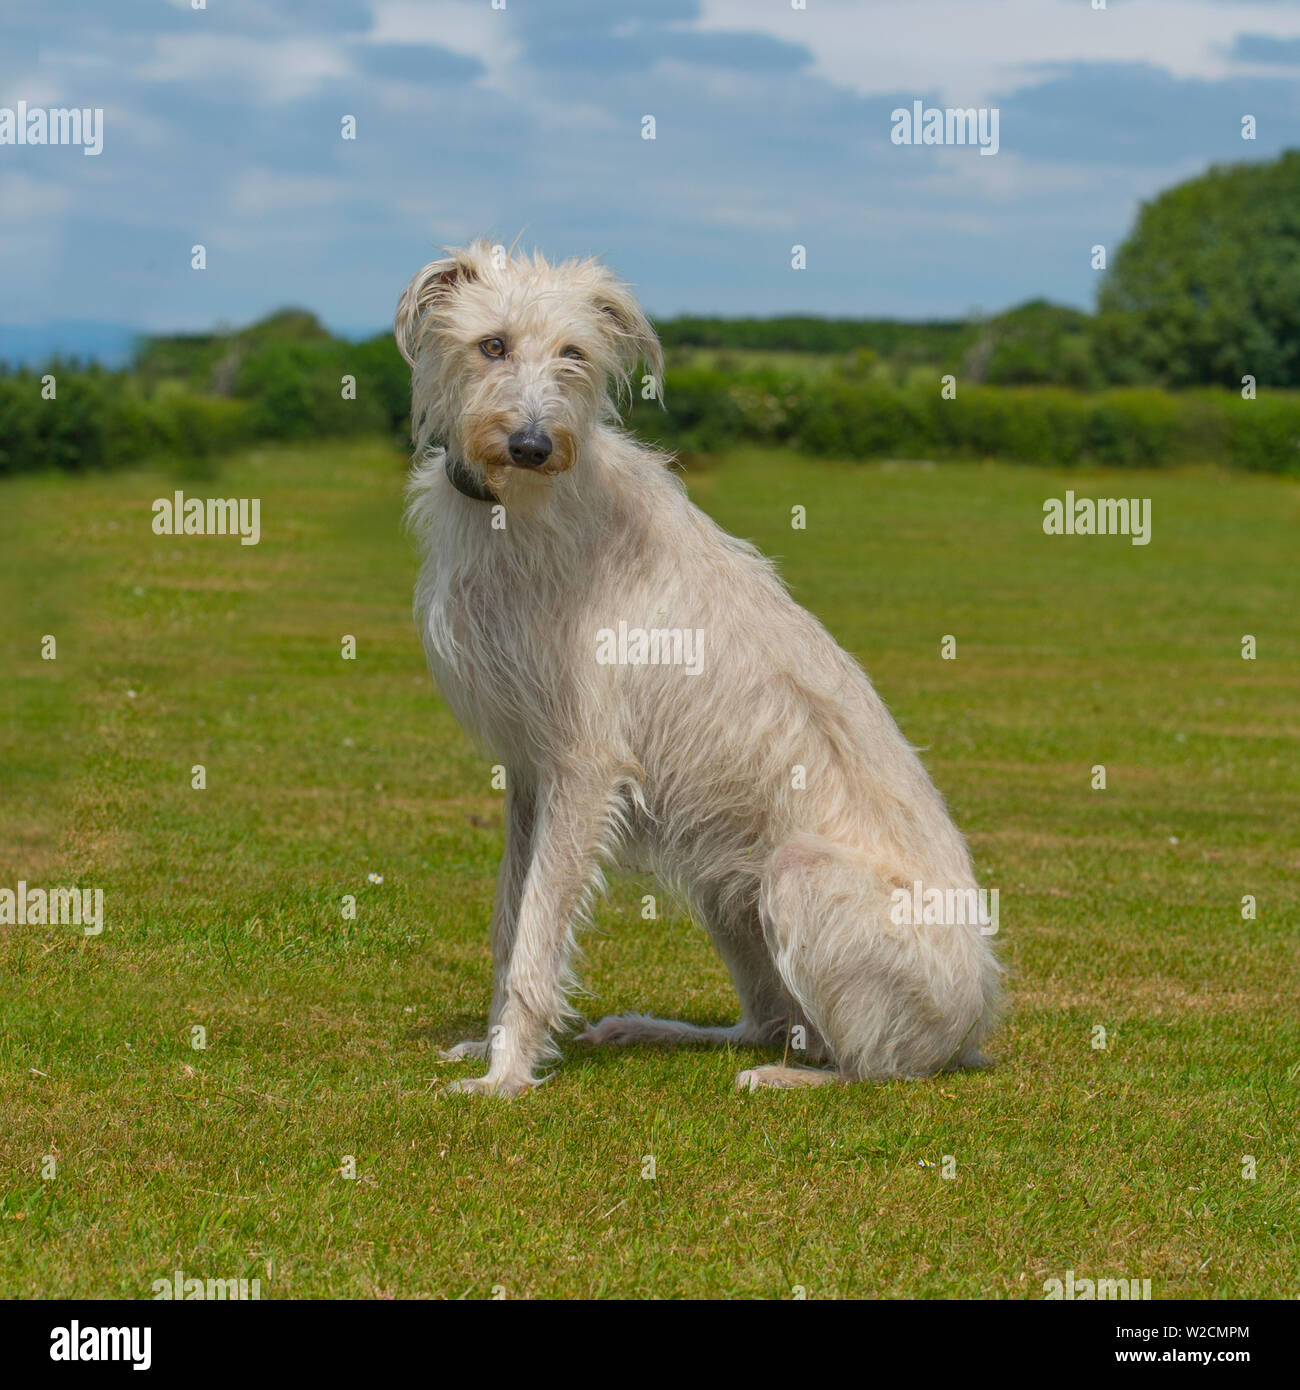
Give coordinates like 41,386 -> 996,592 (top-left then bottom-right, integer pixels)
753,834 -> 998,1088
577,898 -> 798,1053
577,1013 -> 753,1047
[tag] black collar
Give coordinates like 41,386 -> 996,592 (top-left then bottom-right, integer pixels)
444,453 -> 497,503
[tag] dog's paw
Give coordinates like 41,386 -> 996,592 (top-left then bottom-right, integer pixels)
736,1064 -> 843,1093
438,1038 -> 489,1061
441,1074 -> 538,1098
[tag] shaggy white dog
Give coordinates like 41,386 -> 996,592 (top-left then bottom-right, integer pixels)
396,241 -> 1001,1096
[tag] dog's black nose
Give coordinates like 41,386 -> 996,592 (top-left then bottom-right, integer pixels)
507,429 -> 553,468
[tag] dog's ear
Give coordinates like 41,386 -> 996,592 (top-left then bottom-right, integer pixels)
395,249 -> 480,367
593,277 -> 664,404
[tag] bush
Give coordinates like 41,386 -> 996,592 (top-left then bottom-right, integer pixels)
1227,394 -> 1300,474
234,342 -> 374,440
146,388 -> 254,463
972,301 -> 1103,391
627,367 -> 753,454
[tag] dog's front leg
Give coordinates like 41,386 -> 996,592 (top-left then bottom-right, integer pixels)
444,766 -> 614,1097
439,778 -> 535,1062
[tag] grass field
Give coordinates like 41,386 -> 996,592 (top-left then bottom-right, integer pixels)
1,440 -> 1297,1300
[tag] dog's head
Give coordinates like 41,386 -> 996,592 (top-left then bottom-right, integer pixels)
396,241 -> 662,497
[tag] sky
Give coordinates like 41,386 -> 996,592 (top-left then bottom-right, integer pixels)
2,0 -> 1300,347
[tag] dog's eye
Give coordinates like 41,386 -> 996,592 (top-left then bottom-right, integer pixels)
560,346 -> 584,361
480,337 -> 507,359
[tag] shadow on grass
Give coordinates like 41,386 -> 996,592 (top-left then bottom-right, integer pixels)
562,1035 -> 776,1073
406,1013 -> 486,1044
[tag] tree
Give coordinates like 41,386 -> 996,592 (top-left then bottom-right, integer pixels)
966,299 -> 1102,389
1094,150 -> 1300,387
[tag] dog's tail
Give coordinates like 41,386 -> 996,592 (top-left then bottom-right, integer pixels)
758,833 -> 1002,1080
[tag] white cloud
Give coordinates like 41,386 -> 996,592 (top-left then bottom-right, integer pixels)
690,0 -> 1300,104
136,35 -> 352,102
367,0 -> 521,92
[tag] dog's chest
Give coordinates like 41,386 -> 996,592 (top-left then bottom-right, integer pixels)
419,527 -> 585,755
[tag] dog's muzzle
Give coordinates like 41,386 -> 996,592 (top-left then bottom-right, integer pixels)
507,428 -> 553,469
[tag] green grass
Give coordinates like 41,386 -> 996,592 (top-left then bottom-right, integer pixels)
1,441 -> 1297,1299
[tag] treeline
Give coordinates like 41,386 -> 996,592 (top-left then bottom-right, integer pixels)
658,314 -> 978,362
658,301 -> 1104,388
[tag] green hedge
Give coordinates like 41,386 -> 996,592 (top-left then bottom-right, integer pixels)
0,336 -> 409,476
629,372 -> 1300,474
0,369 -> 254,476
3,359 -> 1298,477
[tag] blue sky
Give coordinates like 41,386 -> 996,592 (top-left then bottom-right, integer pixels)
3,0 -> 1300,342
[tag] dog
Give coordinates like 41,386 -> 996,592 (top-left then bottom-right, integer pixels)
396,241 -> 1001,1096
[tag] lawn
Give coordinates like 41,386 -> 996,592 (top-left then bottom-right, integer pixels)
1,440 -> 1297,1299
